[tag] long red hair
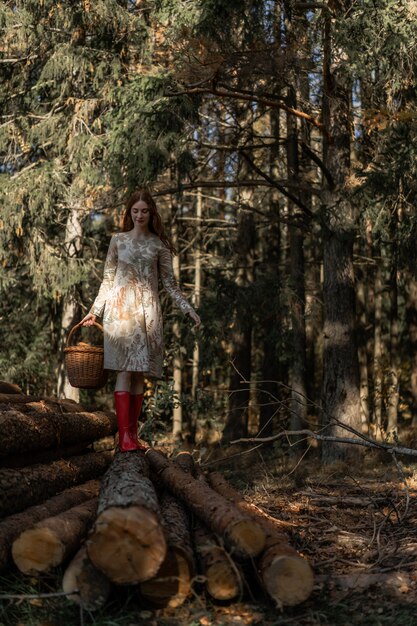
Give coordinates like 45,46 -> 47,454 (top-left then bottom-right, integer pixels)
122,189 -> 177,254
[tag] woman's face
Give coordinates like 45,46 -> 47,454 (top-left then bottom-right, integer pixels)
131,200 -> 151,229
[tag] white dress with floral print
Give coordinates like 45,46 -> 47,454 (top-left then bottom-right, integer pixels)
90,232 -> 195,377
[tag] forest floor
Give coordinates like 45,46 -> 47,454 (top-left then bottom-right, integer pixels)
1,448 -> 417,626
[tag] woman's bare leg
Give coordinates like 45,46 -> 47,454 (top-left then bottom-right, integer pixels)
115,371 -> 131,392
131,372 -> 144,395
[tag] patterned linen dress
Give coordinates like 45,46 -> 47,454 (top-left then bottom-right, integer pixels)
89,232 -> 195,377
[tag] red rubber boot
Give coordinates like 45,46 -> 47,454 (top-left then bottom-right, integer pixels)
129,393 -> 146,450
114,391 -> 138,451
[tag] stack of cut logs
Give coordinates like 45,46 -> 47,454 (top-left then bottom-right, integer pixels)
0,389 -> 314,610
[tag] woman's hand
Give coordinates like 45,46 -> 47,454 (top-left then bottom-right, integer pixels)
188,310 -> 201,328
81,313 -> 97,327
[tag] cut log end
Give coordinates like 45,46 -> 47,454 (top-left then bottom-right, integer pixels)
262,555 -> 314,607
227,518 -> 266,558
87,505 -> 166,585
63,545 -> 111,611
12,528 -> 64,574
206,558 -> 241,601
140,547 -> 192,608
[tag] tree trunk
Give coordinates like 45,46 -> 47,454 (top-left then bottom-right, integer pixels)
287,94 -> 308,449
356,276 -> 370,433
283,2 -> 308,452
12,498 -> 98,574
373,247 -> 384,437
0,404 -> 116,458
171,208 -> 183,438
222,207 -> 255,443
145,449 -> 265,559
87,450 -> 166,584
259,107 -> 282,440
191,188 -> 203,441
0,451 -> 112,518
320,9 -> 362,462
406,277 -> 417,424
174,452 -> 243,601
63,544 -> 112,611
0,442 -> 96,469
0,479 -> 99,573
193,520 -> 243,601
139,490 -> 194,608
386,202 -> 399,435
207,471 -> 314,607
57,208 -> 83,402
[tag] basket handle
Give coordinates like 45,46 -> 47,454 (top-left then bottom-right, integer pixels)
66,321 -> 104,348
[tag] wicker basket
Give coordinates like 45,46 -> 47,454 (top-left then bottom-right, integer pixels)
64,321 -> 108,389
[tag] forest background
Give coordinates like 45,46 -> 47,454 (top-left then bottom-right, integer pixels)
2,0 -> 417,466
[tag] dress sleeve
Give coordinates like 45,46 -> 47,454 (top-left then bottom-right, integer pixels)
89,235 -> 118,318
158,244 -> 195,315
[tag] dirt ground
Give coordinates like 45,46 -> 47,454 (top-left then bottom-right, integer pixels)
1,449 -> 417,626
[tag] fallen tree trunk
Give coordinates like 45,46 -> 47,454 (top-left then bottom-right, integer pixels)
181,457 -> 243,602
87,451 -> 166,585
207,472 -> 291,533
0,443 -> 95,469
0,451 -> 113,518
62,544 -> 111,611
0,404 -> 117,457
12,498 -> 98,574
193,521 -> 243,601
146,449 -> 265,559
0,479 -> 100,573
139,489 -> 195,608
0,394 -> 83,412
207,472 -> 314,607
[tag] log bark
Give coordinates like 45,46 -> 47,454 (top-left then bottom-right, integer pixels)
207,472 -> 290,533
87,450 -> 166,585
0,394 -> 84,411
0,480 -> 100,573
0,382 -> 23,394
62,544 -> 111,611
12,498 -> 98,574
0,443 -> 94,469
146,449 -> 265,559
0,451 -> 112,518
139,490 -> 195,608
174,452 -> 243,601
207,472 -> 314,606
0,403 -> 117,457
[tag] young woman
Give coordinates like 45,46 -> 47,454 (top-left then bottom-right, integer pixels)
81,189 -> 201,451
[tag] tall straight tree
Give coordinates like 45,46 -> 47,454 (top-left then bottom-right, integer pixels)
320,5 -> 362,462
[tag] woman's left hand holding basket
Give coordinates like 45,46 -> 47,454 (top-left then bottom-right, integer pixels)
81,313 -> 97,327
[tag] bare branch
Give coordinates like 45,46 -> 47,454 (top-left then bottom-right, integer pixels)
240,150 -> 316,220
167,84 -> 326,134
231,429 -> 417,459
